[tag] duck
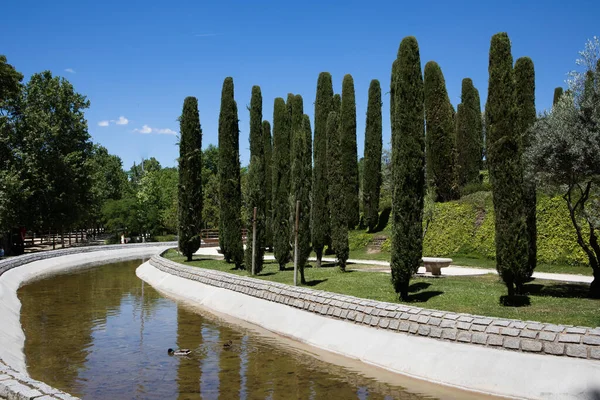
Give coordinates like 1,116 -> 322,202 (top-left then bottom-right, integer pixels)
168,348 -> 191,356
223,340 -> 233,349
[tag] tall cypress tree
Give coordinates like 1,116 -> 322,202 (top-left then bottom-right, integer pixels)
218,77 -> 244,268
424,61 -> 458,202
272,97 -> 292,270
486,33 -> 529,296
363,79 -> 382,231
291,115 -> 313,283
552,87 -> 564,106
244,86 -> 266,274
390,37 -> 425,300
456,78 -> 483,186
340,74 -> 359,228
312,72 -> 333,268
515,57 -> 537,277
263,120 -> 273,251
333,94 -> 341,114
177,96 -> 203,261
327,111 -> 349,271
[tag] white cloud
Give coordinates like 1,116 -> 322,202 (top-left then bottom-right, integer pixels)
113,116 -> 129,125
98,120 -> 110,127
133,125 -> 153,134
132,125 -> 177,135
65,68 -> 76,74
155,128 -> 177,135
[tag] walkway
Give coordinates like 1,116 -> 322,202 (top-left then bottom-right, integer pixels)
194,247 -> 593,284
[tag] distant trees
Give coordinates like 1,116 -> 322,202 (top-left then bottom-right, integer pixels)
362,79 -> 382,231
390,37 -> 425,300
455,78 -> 483,187
424,61 -> 458,202
244,86 -> 266,274
514,57 -> 537,277
177,97 -> 203,261
272,97 -> 292,270
341,74 -> 360,229
486,33 -> 529,296
312,72 -> 333,267
327,111 -> 349,271
218,77 -> 244,268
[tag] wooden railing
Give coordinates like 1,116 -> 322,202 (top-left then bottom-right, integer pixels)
200,229 -> 248,247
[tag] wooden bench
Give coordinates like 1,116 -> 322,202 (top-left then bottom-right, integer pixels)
422,257 -> 453,276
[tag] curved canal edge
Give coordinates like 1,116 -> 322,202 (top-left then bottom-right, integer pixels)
0,243 -> 175,400
138,254 -> 600,400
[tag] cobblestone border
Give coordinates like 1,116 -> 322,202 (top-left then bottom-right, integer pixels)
0,242 -> 176,400
151,253 -> 600,361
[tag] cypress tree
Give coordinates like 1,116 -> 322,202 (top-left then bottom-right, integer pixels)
363,79 -> 382,231
244,86 -> 266,274
272,97 -> 292,270
218,77 -> 244,268
552,87 -> 563,106
333,94 -> 341,114
177,96 -> 203,261
340,74 -> 360,228
312,72 -> 333,268
456,78 -> 483,186
291,115 -> 313,283
515,57 -> 537,277
390,37 -> 425,300
327,111 -> 349,271
485,33 -> 529,296
263,120 -> 273,251
424,61 -> 458,202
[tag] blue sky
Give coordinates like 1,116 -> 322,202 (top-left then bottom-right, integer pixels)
3,0 -> 599,169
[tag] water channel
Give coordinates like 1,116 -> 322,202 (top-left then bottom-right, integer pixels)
17,259 -> 490,399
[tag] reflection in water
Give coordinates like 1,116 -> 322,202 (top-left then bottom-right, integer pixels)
18,260 -> 469,399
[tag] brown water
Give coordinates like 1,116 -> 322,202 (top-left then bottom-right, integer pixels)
17,260 -> 489,400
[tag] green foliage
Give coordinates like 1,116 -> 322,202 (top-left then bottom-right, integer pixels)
348,230 -> 373,251
553,87 -> 564,106
390,36 -> 425,300
332,93 -> 341,113
244,86 -> 266,274
312,72 -> 333,265
272,97 -> 292,269
456,78 -> 483,187
363,79 -> 382,232
218,77 -> 243,268
515,57 -> 537,276
424,61 -> 458,202
201,145 -> 219,229
263,120 -> 273,250
327,111 -> 349,270
178,96 -> 203,261
486,32 -> 529,295
291,115 -> 312,283
340,74 -> 360,229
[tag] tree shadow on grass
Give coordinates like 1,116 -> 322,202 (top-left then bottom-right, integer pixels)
259,272 -> 277,277
523,281 -> 591,299
405,291 -> 444,303
304,279 -> 328,287
499,295 -> 531,307
408,282 -> 432,293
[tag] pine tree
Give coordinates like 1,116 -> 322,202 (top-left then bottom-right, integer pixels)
486,33 -> 529,296
515,57 -> 537,277
177,97 -> 203,261
244,86 -> 266,274
263,120 -> 273,251
390,37 -> 425,300
272,97 -> 292,270
291,115 -> 313,283
363,79 -> 382,231
327,111 -> 349,271
553,87 -> 564,106
456,78 -> 483,187
340,74 -> 360,228
218,77 -> 244,268
312,72 -> 333,267
424,61 -> 458,202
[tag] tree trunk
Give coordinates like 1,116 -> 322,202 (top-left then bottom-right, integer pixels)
300,265 -> 306,285
315,248 -> 323,268
339,259 -> 346,272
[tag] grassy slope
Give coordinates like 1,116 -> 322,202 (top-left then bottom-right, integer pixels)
164,249 -> 600,327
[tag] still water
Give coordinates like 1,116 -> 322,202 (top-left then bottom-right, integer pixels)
18,260 -> 486,399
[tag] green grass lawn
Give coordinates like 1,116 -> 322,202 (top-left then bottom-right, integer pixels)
163,249 -> 599,328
